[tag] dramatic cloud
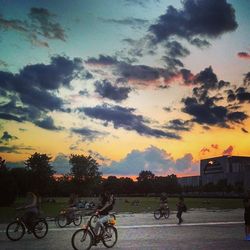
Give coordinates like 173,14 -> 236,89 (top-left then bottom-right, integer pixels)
164,41 -> 190,58
227,87 -> 250,103
29,8 -> 66,41
222,145 -> 233,156
71,127 -> 108,141
79,104 -> 180,139
149,0 -> 237,44
102,145 -> 198,175
182,96 -> 248,127
94,79 -> 132,102
0,145 -> 34,153
238,52 -> 250,59
0,131 -> 18,142
34,116 -> 62,131
0,7 -> 66,47
86,54 -> 177,87
0,56 -> 87,129
200,147 -> 210,155
164,119 -> 192,131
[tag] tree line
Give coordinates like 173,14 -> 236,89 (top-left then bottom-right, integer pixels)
0,152 -> 244,206
0,153 -> 182,206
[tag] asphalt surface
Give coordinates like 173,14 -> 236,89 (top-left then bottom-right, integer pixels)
0,209 -> 249,250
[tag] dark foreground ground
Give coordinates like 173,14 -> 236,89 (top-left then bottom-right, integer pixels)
0,209 -> 249,250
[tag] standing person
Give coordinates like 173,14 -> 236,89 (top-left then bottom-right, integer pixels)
243,196 -> 250,240
176,195 -> 186,225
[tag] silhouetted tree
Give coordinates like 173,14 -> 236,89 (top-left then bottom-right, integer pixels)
0,157 -> 17,206
69,154 -> 102,195
25,152 -> 55,195
137,170 -> 155,195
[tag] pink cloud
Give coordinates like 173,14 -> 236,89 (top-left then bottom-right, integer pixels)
237,52 -> 250,59
222,145 -> 234,156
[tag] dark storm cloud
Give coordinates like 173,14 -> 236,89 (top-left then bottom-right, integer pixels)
0,56 -> 86,129
85,55 -> 119,65
79,104 -> 180,139
180,68 -> 194,85
149,0 -> 238,44
29,8 -> 66,41
100,17 -> 149,29
182,96 -> 248,127
71,127 -> 107,141
34,116 -> 62,131
193,66 -> 218,89
164,41 -> 190,58
189,38 -> 210,48
164,119 -> 192,131
86,54 -> 177,85
94,79 -> 132,102
0,145 -> 34,153
0,131 -> 18,142
227,87 -> 250,103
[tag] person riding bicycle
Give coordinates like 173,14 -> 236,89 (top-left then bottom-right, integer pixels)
66,193 -> 78,224
94,190 -> 115,241
159,192 -> 168,212
17,192 -> 39,233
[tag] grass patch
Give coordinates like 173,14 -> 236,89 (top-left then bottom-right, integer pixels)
0,197 -> 243,223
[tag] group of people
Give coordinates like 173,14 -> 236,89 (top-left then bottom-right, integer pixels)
18,190 -> 250,241
159,193 -> 187,225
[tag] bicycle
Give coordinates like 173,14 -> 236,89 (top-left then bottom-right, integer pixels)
71,213 -> 117,250
56,208 -> 82,228
89,212 -> 116,228
6,209 -> 48,241
154,206 -> 170,220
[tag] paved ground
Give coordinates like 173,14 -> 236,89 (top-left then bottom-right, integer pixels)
0,209 -> 249,250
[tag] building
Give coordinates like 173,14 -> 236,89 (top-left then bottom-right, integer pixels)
200,155 -> 250,190
178,176 -> 200,187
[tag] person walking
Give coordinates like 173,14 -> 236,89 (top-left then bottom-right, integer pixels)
176,196 -> 186,225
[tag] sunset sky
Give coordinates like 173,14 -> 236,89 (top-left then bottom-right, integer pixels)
0,0 -> 250,177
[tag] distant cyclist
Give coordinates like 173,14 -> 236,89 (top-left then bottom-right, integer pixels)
94,191 -> 115,240
159,192 -> 168,212
17,192 -> 39,232
66,193 -> 78,224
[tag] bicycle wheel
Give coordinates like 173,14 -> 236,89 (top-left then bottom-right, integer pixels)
89,215 -> 98,228
33,219 -> 48,239
153,209 -> 161,220
57,214 -> 68,228
102,225 -> 118,248
164,208 -> 170,219
71,229 -> 93,250
6,221 -> 25,241
73,214 -> 82,226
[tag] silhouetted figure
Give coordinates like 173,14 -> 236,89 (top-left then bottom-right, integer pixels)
66,193 -> 78,223
18,192 -> 39,232
243,195 -> 250,240
176,196 -> 187,225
